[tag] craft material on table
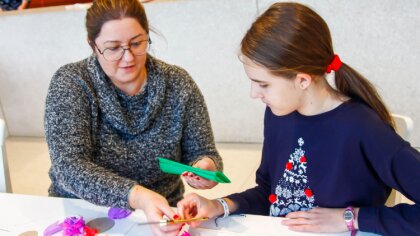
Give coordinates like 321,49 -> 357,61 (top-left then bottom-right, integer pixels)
137,217 -> 209,226
158,157 -> 231,183
86,217 -> 114,233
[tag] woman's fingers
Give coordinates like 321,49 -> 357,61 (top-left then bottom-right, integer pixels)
139,189 -> 184,236
181,157 -> 219,189
182,172 -> 217,189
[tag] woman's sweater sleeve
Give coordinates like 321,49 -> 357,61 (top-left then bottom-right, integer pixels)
178,69 -> 223,171
45,66 -> 136,209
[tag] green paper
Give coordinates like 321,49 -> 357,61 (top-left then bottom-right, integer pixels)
158,157 -> 231,183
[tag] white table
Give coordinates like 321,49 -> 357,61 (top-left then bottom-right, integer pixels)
0,193 -> 378,236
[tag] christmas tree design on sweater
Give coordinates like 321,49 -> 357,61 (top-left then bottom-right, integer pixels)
269,137 -> 315,216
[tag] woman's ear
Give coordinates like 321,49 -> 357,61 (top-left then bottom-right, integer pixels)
295,73 -> 313,90
87,39 -> 96,52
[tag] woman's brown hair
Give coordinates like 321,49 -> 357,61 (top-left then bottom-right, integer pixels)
241,2 -> 394,128
86,0 -> 149,47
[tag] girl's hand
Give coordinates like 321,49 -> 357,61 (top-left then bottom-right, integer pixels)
129,185 -> 183,236
282,207 -> 358,233
176,193 -> 223,228
182,157 -> 218,189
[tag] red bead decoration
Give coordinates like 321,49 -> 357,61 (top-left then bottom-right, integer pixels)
268,194 -> 277,203
300,156 -> 307,163
304,188 -> 313,198
286,162 -> 293,170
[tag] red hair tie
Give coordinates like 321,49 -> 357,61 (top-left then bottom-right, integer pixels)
326,54 -> 342,73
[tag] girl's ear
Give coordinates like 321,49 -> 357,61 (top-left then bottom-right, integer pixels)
295,73 -> 313,90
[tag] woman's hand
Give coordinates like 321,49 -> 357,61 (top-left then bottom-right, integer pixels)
129,185 -> 183,236
182,157 -> 218,189
177,193 -> 223,228
282,207 -> 358,233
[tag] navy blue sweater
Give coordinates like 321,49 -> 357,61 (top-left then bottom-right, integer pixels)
228,101 -> 420,236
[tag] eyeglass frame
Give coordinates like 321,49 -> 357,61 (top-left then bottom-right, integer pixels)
94,37 -> 152,62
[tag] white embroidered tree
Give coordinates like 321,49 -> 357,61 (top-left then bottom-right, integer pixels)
269,137 -> 315,216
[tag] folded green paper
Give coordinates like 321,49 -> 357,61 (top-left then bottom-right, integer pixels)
158,157 -> 231,183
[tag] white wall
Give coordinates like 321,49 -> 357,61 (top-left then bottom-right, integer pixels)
0,7 -> 91,138
0,0 -> 419,146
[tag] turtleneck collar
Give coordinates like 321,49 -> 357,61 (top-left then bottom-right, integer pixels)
87,54 -> 167,135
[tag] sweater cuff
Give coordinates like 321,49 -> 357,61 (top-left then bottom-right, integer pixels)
110,180 -> 136,210
226,192 -> 250,215
126,183 -> 139,210
358,206 -> 379,234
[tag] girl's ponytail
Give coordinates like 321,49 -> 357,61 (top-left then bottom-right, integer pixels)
334,63 -> 395,128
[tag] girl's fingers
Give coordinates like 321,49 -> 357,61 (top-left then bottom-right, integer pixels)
288,224 -> 318,232
286,210 -> 314,219
282,217 -> 314,225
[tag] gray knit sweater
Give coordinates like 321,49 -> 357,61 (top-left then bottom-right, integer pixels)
45,55 -> 222,209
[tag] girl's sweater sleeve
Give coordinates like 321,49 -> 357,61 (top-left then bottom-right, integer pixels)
358,114 -> 420,236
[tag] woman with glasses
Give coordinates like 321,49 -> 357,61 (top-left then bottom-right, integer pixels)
44,0 -> 222,235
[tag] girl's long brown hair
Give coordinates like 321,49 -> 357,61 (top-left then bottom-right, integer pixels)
241,2 -> 394,128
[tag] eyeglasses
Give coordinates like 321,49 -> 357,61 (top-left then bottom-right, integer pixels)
95,37 -> 152,62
